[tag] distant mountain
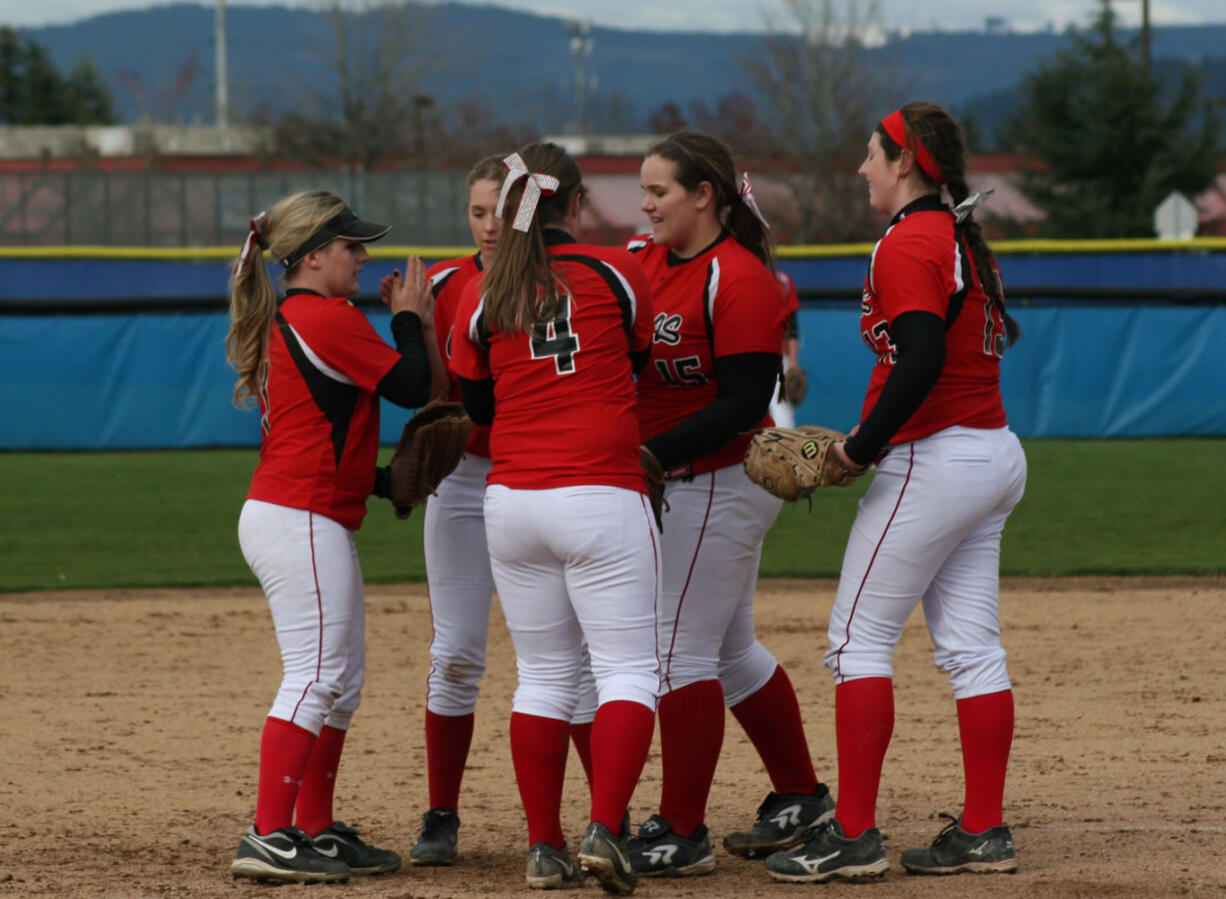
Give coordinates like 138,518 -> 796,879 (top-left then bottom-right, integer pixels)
21,3 -> 1226,146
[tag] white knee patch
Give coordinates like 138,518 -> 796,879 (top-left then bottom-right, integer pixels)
512,683 -> 580,721
718,642 -> 777,707
933,646 -> 1010,700
596,670 -> 660,712
426,654 -> 487,716
823,644 -> 896,683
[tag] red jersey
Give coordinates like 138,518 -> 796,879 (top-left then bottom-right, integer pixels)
247,288 -> 402,530
449,235 -> 653,492
628,232 -> 786,475
859,195 -> 1008,442
777,270 -> 800,318
428,253 -> 491,458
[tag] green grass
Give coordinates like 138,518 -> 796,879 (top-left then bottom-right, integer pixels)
2,439 -> 1222,592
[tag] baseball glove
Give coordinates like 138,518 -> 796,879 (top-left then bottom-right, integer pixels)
783,365 -> 807,405
640,445 -> 666,533
388,400 -> 473,518
743,425 -> 863,502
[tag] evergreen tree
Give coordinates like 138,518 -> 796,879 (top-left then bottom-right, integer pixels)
63,59 -> 115,124
0,26 -> 116,125
1011,2 -> 1219,237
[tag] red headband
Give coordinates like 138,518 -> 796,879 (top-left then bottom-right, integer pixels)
881,109 -> 943,184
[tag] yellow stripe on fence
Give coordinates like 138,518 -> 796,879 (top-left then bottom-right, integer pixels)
3,238 -> 1226,260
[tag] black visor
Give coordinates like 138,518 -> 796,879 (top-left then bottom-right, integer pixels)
281,207 -> 390,268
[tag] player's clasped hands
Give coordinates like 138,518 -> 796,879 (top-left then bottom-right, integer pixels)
381,257 -> 435,325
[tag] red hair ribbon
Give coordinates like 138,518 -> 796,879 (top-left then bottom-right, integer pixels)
881,110 -> 943,184
234,212 -> 269,275
740,172 -> 771,230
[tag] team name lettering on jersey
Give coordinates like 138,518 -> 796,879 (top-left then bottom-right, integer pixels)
653,312 -> 683,345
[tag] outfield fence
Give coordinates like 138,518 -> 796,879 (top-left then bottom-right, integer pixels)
2,241 -> 1224,450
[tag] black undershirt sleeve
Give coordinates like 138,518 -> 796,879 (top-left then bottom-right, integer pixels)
458,376 -> 496,426
629,347 -> 651,374
376,311 -> 432,409
842,310 -> 946,466
644,352 -> 779,472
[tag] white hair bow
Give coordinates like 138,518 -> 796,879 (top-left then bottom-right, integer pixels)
496,153 -> 561,232
740,172 -> 771,230
953,188 -> 995,223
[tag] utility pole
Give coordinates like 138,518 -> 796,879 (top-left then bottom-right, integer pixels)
1140,0 -> 1150,80
565,18 -> 593,137
215,0 -> 230,127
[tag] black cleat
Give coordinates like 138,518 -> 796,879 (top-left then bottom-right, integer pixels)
312,820 -> 400,875
626,814 -> 715,877
901,813 -> 1018,875
410,807 -> 460,866
723,783 -> 836,858
765,818 -> 888,883
231,824 -> 350,883
577,821 -> 639,894
525,842 -> 583,889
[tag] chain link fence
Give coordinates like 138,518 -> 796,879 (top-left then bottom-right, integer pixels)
0,168 -> 476,247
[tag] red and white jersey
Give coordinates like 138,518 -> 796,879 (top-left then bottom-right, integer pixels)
777,270 -> 800,319
428,252 -> 491,458
450,235 -> 653,492
628,232 -> 786,475
247,288 -> 402,530
859,195 -> 1008,442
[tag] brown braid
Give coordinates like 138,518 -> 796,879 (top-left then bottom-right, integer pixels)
877,102 -> 1020,347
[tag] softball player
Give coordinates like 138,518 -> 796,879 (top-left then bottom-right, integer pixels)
402,154 -> 503,867
625,129 -> 834,877
404,155 -> 603,866
766,101 -> 1026,883
450,143 -> 659,894
224,190 -> 442,884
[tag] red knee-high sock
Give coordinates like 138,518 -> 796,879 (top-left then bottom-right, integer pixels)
295,725 -> 347,837
570,721 -> 595,789
425,710 -> 475,811
589,701 -> 654,833
510,712 -> 570,849
834,678 -> 894,839
254,717 -> 317,835
658,680 -> 724,837
730,665 -> 819,795
957,689 -> 1014,833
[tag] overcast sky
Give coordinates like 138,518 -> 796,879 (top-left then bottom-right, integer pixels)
7,0 -> 1225,33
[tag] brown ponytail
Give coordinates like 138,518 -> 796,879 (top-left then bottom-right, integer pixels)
877,102 -> 1020,347
646,128 -> 775,273
481,143 -> 584,334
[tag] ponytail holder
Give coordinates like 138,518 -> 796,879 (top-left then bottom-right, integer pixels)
496,152 -> 561,233
739,172 -> 771,230
953,187 -> 994,223
881,109 -> 943,184
234,212 -> 269,275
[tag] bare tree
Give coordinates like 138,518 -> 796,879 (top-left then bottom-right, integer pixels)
277,1 -> 440,171
742,0 -> 896,243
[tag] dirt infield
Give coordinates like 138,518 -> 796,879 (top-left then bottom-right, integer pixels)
2,577 -> 1223,898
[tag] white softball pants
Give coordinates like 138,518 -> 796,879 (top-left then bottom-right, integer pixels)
658,464 -> 784,704
825,426 -> 1027,699
483,484 -> 661,721
238,499 -> 366,734
422,454 -> 495,716
423,455 -> 600,721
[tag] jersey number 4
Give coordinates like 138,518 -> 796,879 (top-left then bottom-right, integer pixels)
531,296 -> 580,375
